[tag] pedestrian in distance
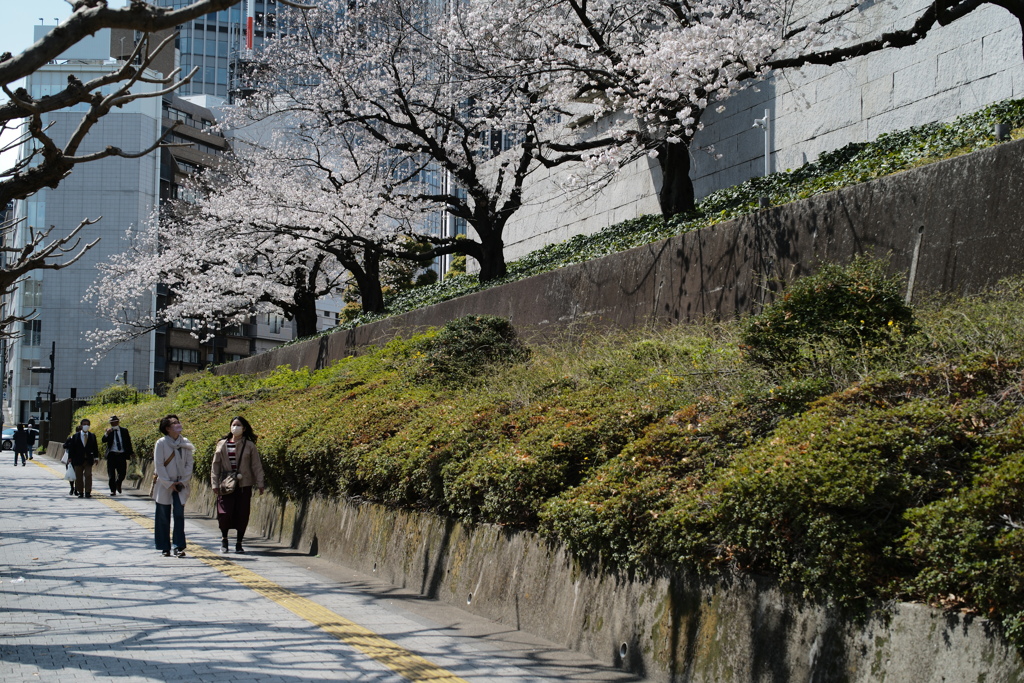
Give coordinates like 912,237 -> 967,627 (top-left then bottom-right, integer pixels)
26,418 -> 38,460
102,415 -> 134,496
211,416 -> 265,554
153,414 -> 194,558
66,419 -> 100,497
13,424 -> 28,466
63,426 -> 81,495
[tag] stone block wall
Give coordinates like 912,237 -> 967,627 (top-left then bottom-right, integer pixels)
493,2 -> 1021,263
216,136 -> 1024,378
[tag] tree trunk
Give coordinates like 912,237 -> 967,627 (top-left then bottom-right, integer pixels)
354,249 -> 385,314
291,299 -> 319,339
290,268 -> 320,339
475,233 -> 507,282
656,138 -> 695,217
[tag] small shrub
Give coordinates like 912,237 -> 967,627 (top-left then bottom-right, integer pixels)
444,253 -> 467,278
89,383 -> 149,406
741,256 -> 916,375
416,315 -> 531,384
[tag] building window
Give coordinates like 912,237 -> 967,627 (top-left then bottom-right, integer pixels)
21,280 -> 42,309
22,320 -> 41,346
169,348 -> 200,364
265,312 -> 283,334
173,318 -> 202,330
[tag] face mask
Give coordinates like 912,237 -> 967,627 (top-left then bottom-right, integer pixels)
231,425 -> 244,436
169,423 -> 182,435
81,425 -> 90,433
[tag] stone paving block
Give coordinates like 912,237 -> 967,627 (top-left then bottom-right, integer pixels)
0,456 -> 634,682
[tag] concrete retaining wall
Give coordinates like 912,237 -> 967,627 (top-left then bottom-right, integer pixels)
56,444 -> 1023,680
216,135 -> 1024,378
191,138 -> 1024,679
172,479 -> 1020,682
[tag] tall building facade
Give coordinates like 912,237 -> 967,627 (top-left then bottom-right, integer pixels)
8,50 -> 163,422
156,0 -> 282,101
155,94 -> 256,388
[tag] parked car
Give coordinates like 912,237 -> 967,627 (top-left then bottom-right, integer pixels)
2,427 -> 14,451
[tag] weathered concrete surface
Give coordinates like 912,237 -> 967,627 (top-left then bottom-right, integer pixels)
216,136 -> 1024,378
174,481 -> 1020,683
98,442 -> 1020,681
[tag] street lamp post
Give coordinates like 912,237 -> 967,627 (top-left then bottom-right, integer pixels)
29,341 -> 55,422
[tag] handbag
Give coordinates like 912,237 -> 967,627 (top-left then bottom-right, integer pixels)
219,470 -> 239,495
61,451 -> 69,465
63,466 -> 76,482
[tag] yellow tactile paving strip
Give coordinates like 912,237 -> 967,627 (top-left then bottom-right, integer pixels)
35,458 -> 468,683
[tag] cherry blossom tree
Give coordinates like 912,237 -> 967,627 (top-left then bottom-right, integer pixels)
243,0 -> 622,282
85,206 -> 351,355
0,0 -> 318,334
531,0 -> 1024,216
87,118 -> 433,350
196,122 -> 437,316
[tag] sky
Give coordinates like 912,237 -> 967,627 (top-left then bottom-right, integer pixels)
0,0 -> 125,174
1,0 -> 76,64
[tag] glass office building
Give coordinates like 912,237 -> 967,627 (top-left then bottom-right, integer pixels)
158,0 -> 281,100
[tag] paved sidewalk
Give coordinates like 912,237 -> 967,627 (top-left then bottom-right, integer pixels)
0,454 -> 636,682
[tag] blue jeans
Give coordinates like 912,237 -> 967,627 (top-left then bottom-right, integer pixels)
154,491 -> 186,552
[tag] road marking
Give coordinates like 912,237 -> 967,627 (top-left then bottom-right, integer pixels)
37,458 -> 469,683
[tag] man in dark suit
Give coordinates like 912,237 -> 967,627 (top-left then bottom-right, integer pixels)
102,415 -> 134,496
67,418 -> 100,498
26,418 -> 38,460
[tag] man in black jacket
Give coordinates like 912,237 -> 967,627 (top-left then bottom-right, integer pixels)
67,418 -> 100,498
26,418 -> 38,460
102,415 -> 134,496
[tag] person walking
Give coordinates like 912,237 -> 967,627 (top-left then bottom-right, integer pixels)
63,427 -> 81,495
13,424 -> 28,466
153,415 -> 194,558
66,419 -> 100,497
210,416 -> 265,554
102,415 -> 134,496
26,418 -> 38,460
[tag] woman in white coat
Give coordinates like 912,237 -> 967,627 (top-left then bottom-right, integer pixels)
153,414 -> 194,558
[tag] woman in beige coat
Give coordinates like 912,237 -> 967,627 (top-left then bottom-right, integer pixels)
210,416 -> 265,553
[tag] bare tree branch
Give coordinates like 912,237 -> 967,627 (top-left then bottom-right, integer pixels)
0,32 -> 191,206
0,217 -> 101,331
0,0 -> 246,88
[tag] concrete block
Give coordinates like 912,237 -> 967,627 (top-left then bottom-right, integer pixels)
862,74 -> 895,119
958,72 -> 1014,113
893,58 -> 937,109
806,89 -> 863,138
982,27 -> 1024,72
936,40 -> 988,92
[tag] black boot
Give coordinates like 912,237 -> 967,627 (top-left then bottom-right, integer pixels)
221,535 -> 229,553
235,535 -> 245,554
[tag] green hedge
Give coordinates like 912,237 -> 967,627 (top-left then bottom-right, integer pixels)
80,280 -> 1024,650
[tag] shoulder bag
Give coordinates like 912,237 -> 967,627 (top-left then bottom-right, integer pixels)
219,470 -> 239,495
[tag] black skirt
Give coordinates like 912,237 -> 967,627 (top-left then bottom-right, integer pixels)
216,485 -> 253,532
